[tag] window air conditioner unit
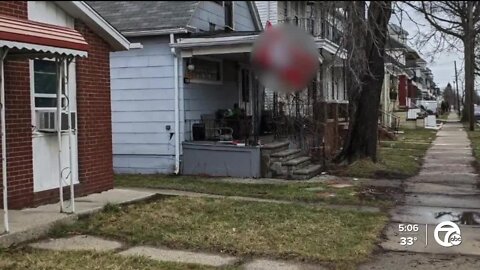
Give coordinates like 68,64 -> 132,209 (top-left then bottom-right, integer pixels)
36,111 -> 76,132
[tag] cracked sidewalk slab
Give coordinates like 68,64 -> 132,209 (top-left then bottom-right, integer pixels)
119,246 -> 238,267
390,205 -> 480,225
242,259 -> 325,270
29,235 -> 122,252
359,252 -> 480,269
404,194 -> 480,209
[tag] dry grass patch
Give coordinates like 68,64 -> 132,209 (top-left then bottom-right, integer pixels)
53,196 -> 387,269
335,128 -> 437,179
0,248 -> 222,270
115,174 -> 389,207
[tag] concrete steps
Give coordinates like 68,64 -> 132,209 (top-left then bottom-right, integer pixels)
261,141 -> 321,180
292,164 -> 323,180
271,149 -> 302,162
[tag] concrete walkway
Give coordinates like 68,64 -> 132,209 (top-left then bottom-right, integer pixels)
29,234 -> 326,270
129,187 -> 382,213
362,113 -> 480,269
0,188 -> 155,247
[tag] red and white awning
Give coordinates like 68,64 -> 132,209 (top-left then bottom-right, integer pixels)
0,15 -> 88,58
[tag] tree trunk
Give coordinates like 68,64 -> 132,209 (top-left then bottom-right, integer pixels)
465,2 -> 475,131
336,1 -> 392,163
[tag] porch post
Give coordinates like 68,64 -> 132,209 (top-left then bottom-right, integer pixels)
0,48 -> 9,233
56,57 -> 64,212
65,57 -> 75,213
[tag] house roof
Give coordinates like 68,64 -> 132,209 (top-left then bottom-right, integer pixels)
86,1 -> 199,36
55,1 -> 130,51
86,1 -> 262,37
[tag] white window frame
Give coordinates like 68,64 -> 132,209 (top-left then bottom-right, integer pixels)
31,59 -> 65,109
30,59 -> 77,135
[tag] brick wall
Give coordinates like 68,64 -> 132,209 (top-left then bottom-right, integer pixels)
73,20 -> 114,196
0,1 -> 27,19
0,1 -> 34,209
0,1 -> 115,208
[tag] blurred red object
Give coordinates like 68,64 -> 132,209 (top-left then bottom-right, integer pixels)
251,24 -> 319,93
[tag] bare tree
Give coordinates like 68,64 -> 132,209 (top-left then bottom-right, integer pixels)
406,1 -> 480,131
335,1 -> 393,163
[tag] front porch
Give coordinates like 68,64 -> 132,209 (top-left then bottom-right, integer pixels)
172,32 -> 349,179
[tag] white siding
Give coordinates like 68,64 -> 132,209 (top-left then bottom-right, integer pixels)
189,1 -> 225,31
234,1 -> 256,30
28,1 -> 74,27
255,1 -> 278,26
111,2 -> 258,174
190,1 -> 257,31
110,36 -> 178,173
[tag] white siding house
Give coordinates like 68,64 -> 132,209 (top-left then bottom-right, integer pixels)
90,1 -> 262,174
110,36 -> 177,173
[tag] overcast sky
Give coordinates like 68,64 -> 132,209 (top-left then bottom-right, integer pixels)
391,4 -> 464,91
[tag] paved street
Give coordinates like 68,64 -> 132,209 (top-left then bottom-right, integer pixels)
362,113 -> 480,268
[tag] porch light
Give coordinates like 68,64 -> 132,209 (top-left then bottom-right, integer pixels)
187,58 -> 195,71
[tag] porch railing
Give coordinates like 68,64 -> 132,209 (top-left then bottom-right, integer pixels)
379,109 -> 400,132
278,17 -> 343,45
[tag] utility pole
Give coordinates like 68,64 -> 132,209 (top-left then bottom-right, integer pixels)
454,61 -> 460,114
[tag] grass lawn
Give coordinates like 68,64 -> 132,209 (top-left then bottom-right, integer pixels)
333,128 -> 437,179
115,174 -> 392,207
0,248 -> 223,270
51,197 -> 387,270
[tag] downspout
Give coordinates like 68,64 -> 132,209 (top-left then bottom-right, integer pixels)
170,33 -> 180,174
1,48 -> 9,233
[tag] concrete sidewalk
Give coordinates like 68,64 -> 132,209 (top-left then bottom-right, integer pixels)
362,112 -> 480,269
380,113 -> 480,255
0,188 -> 155,247
29,234 -> 325,270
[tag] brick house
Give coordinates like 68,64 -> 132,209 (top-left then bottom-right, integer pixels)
0,0 -> 129,226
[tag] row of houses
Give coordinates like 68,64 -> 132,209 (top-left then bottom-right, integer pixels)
0,1 -> 438,215
381,23 -> 439,129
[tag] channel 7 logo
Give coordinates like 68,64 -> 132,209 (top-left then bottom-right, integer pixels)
434,221 -> 462,247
